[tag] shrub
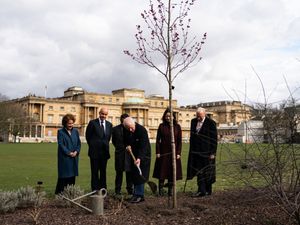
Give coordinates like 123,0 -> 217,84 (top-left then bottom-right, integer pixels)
55,185 -> 84,207
0,190 -> 19,213
17,186 -> 46,208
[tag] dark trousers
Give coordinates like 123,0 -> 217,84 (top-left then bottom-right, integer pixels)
90,158 -> 108,191
159,179 -> 173,196
197,174 -> 212,195
55,176 -> 75,194
115,170 -> 133,194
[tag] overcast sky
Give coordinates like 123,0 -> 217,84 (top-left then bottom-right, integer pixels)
1,0 -> 299,106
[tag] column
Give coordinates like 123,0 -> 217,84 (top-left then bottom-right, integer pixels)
40,105 -> 44,122
35,125 -> 38,138
96,107 -> 99,118
85,107 -> 88,124
29,125 -> 32,138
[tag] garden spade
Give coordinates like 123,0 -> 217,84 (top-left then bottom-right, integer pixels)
126,146 -> 157,194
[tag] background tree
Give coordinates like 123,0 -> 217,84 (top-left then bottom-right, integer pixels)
220,73 -> 300,224
125,0 -> 206,208
0,96 -> 31,143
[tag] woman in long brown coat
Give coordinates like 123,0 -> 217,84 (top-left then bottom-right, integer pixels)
153,108 -> 182,196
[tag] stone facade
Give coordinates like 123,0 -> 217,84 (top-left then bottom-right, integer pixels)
8,87 -> 252,142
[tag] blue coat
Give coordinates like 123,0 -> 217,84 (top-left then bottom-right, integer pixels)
57,128 -> 81,178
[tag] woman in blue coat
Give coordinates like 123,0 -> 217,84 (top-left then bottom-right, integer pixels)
55,114 -> 81,194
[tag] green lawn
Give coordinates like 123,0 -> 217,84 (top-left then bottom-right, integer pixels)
0,142 -> 251,196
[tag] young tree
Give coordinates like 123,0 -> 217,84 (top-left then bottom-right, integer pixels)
125,0 -> 206,208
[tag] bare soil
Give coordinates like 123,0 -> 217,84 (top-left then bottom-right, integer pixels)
0,189 -> 295,225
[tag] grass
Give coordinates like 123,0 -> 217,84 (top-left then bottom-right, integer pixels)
0,142 -> 253,196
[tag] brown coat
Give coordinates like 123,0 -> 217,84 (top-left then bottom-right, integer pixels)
153,122 -> 182,180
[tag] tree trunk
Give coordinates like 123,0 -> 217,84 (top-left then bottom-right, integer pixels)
167,0 -> 177,209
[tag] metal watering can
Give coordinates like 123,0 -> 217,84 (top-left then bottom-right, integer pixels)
62,188 -> 107,215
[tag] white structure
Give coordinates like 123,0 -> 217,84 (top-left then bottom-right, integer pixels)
235,120 -> 264,143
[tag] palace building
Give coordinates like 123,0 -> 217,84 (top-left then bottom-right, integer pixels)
7,86 -> 253,142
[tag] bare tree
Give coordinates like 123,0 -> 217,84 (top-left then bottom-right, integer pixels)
0,93 -> 9,102
125,0 -> 206,208
0,99 -> 30,143
220,72 -> 300,224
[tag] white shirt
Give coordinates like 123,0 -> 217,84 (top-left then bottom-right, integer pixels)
196,117 -> 205,132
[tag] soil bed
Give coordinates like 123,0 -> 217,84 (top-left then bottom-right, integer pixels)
0,189 -> 294,225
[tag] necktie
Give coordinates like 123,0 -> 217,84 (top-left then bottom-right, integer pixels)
196,120 -> 203,132
101,120 -> 105,137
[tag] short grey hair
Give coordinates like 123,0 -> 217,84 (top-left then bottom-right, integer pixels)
196,107 -> 206,113
123,117 -> 135,127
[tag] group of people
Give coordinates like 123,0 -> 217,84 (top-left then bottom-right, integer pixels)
55,106 -> 218,204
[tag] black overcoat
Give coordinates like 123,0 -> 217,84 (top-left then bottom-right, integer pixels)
187,117 -> 218,183
153,122 -> 182,180
85,119 -> 112,159
123,123 -> 151,185
112,124 -> 131,172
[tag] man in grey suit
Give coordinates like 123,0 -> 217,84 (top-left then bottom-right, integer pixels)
86,107 -> 112,191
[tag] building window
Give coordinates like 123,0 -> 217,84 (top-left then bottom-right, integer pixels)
59,115 -> 64,123
33,113 -> 39,121
48,106 -> 53,111
116,98 -> 120,103
71,107 -> 76,112
109,98 -> 112,103
60,106 -> 64,111
154,119 -> 159,126
161,102 -> 164,106
47,114 -> 54,123
140,118 -> 144,125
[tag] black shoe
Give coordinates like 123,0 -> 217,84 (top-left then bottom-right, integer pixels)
192,192 -> 206,197
130,196 -> 145,203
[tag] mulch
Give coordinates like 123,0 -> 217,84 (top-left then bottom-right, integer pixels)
0,189 -> 295,225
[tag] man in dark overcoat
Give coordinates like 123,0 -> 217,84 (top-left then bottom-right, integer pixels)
86,107 -> 112,191
123,117 -> 151,203
112,113 -> 133,195
187,107 -> 218,196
